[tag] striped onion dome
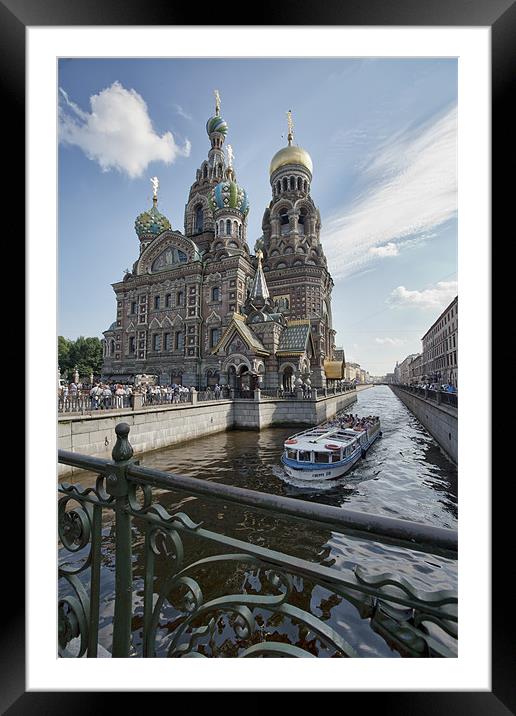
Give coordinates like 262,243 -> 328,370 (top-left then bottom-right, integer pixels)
206,115 -> 228,136
209,178 -> 249,217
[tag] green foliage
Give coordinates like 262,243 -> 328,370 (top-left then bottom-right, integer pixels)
58,335 -> 103,379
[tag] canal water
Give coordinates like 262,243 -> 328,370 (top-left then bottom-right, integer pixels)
60,385 -> 458,658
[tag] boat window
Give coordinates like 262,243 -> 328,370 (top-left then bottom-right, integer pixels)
315,452 -> 330,463
330,449 -> 342,462
298,450 -> 312,462
287,449 -> 297,460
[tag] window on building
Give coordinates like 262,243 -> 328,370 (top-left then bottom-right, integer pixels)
177,290 -> 184,306
129,336 -> 136,354
130,301 -> 136,314
298,209 -> 307,234
175,332 -> 184,351
154,295 -> 160,310
279,208 -> 289,235
164,333 -> 171,351
211,286 -> 220,302
153,334 -> 161,352
195,205 -> 204,233
165,293 -> 171,308
226,219 -> 231,235
210,327 -> 221,347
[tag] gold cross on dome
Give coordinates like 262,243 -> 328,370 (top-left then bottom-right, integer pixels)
214,89 -> 221,116
286,110 -> 294,143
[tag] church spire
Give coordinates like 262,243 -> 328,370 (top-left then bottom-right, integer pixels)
250,249 -> 270,302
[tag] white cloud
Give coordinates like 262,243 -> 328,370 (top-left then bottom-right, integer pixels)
59,82 -> 191,178
388,280 -> 458,310
322,105 -> 457,279
375,337 -> 406,345
173,103 -> 192,120
369,242 -> 399,257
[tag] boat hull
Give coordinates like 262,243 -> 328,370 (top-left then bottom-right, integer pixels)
281,429 -> 381,482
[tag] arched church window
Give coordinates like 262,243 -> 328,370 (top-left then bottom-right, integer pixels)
203,164 -> 208,179
276,181 -> 281,195
238,224 -> 242,239
290,176 -> 295,190
233,221 -> 238,236
297,177 -> 302,190
298,209 -> 307,235
212,286 -> 220,302
279,208 -> 289,235
110,339 -> 115,355
282,178 -> 288,192
177,290 -> 184,307
226,219 -> 231,235
195,205 -> 204,233
303,180 -> 307,192
215,223 -> 218,237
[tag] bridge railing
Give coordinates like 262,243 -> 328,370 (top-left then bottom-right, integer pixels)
58,422 -> 457,659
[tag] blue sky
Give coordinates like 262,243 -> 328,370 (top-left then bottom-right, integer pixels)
58,58 -> 457,375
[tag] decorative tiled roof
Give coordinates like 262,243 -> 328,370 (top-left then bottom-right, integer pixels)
212,313 -> 269,355
277,321 -> 310,355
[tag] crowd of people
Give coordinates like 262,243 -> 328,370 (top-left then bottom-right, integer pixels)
409,382 -> 457,393
325,412 -> 380,433
57,380 -> 229,410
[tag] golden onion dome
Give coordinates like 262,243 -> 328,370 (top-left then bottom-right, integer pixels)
269,144 -> 313,176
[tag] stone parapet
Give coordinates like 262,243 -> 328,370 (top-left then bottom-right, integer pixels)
390,385 -> 457,464
58,390 -> 358,477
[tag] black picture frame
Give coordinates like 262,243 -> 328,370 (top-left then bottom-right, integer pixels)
10,0 -> 509,711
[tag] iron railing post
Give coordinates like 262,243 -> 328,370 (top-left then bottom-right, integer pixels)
107,422 -> 134,657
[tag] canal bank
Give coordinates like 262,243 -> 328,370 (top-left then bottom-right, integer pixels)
389,385 -> 457,464
58,388 -> 358,477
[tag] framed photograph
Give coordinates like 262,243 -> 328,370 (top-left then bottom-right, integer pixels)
11,0 -> 508,710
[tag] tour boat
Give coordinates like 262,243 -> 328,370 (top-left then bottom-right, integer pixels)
281,418 -> 382,482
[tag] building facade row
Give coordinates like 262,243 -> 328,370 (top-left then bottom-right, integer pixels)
391,295 -> 458,387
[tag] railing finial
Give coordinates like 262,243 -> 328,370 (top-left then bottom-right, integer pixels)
112,422 -> 134,462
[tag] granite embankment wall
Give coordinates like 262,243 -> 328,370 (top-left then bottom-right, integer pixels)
390,386 -> 458,464
58,390 -> 358,477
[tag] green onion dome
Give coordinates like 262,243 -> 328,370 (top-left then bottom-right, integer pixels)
206,115 -> 228,136
135,198 -> 171,239
209,178 -> 249,216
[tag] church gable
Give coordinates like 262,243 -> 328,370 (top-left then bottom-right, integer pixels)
212,316 -> 269,356
136,231 -> 201,276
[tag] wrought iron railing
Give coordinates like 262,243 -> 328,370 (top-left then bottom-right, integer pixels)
58,394 -> 133,413
394,384 -> 458,409
58,423 -> 457,659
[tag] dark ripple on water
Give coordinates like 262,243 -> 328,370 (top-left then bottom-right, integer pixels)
60,386 -> 458,657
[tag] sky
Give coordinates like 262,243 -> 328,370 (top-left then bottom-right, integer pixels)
58,58 -> 457,376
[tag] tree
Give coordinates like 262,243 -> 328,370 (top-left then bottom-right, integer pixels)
58,336 -> 103,379
58,336 -> 73,375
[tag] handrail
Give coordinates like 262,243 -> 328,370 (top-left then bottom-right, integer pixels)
58,448 -> 457,556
